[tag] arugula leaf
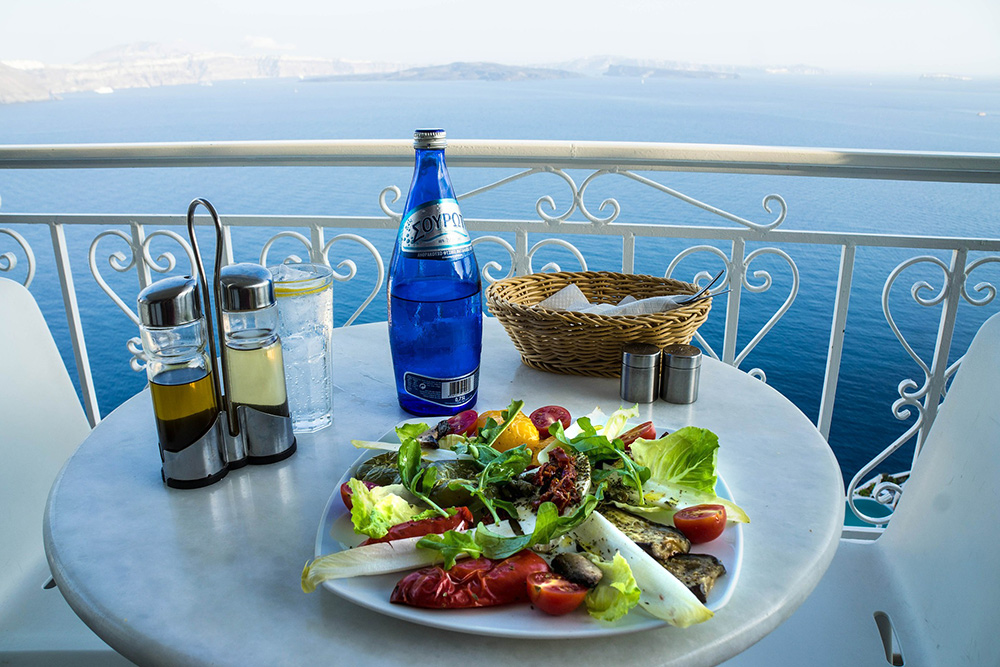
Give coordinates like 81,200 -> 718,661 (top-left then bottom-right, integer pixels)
474,494 -> 600,559
477,399 -> 525,449
416,531 -> 484,568
396,439 -> 449,517
551,420 -> 650,502
447,443 -> 531,523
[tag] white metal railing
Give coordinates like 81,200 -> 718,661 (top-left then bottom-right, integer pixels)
2,139 -> 999,529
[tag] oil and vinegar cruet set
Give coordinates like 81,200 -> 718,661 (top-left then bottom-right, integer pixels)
136,198 -> 296,489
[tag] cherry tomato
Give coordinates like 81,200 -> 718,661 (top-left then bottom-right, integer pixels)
673,504 -> 727,544
446,409 -> 479,436
619,421 -> 658,447
339,480 -> 378,511
526,572 -> 588,616
529,405 -> 572,437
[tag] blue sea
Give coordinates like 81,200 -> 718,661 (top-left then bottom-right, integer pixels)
2,73 -> 999,485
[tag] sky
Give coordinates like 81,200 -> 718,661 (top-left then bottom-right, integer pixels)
1,0 -> 999,76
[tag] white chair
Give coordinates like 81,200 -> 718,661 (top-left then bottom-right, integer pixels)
0,277 -> 133,665
724,311 -> 1000,666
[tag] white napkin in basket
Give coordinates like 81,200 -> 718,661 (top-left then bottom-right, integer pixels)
536,284 -> 691,316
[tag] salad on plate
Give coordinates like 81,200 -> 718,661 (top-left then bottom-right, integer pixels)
302,400 -> 748,631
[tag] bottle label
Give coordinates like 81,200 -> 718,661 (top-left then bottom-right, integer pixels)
399,198 -> 471,260
403,367 -> 479,407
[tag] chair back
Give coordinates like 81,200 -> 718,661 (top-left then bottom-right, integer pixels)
880,311 -> 1000,663
0,278 -> 91,601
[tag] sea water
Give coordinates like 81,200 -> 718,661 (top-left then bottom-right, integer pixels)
2,74 -> 999,482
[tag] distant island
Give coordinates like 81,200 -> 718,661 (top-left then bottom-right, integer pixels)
0,43 -> 840,105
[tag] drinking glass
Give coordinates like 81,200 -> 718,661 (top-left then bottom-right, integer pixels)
269,262 -> 334,433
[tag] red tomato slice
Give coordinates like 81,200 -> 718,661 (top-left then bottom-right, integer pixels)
446,409 -> 479,436
529,405 -> 572,437
673,504 -> 727,544
339,480 -> 378,511
619,421 -> 657,447
361,507 -> 474,545
391,550 -> 549,608
526,572 -> 588,616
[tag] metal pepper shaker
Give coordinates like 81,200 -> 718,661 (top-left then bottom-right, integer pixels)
620,343 -> 661,403
660,343 -> 702,404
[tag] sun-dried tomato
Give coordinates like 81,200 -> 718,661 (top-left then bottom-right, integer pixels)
532,447 -> 580,514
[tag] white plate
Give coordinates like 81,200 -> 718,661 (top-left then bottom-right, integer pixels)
314,420 -> 743,639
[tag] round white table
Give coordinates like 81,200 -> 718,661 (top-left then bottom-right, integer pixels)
44,318 -> 844,667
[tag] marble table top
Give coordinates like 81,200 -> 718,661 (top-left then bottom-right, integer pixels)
44,317 -> 844,666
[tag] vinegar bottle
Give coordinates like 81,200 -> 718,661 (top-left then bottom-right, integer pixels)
388,129 -> 483,416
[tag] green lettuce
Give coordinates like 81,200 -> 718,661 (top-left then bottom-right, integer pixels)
629,426 -> 719,493
599,405 -> 640,440
585,552 -> 641,622
627,427 -> 749,523
347,478 -> 423,538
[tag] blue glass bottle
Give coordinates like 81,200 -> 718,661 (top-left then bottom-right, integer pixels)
387,129 -> 483,416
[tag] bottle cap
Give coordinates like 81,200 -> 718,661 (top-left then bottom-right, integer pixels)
138,275 -> 202,327
414,128 -> 447,149
219,263 -> 275,311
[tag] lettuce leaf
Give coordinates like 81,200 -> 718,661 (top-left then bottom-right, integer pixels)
395,422 -> 429,442
347,478 -> 423,538
585,552 -> 641,622
600,404 -> 640,440
629,426 -> 719,493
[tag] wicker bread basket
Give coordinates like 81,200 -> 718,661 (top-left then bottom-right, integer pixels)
486,271 -> 711,377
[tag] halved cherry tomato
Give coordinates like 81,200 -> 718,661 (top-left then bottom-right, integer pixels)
446,409 -> 479,437
526,572 -> 588,616
529,405 -> 571,437
673,504 -> 727,544
339,480 -> 378,511
619,421 -> 658,448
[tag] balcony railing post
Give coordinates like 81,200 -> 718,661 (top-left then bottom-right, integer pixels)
722,238 -> 745,366
916,248 -> 967,462
49,222 -> 101,426
818,243 -> 856,439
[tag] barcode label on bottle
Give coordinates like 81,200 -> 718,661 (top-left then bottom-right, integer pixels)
403,368 -> 479,407
443,376 -> 474,399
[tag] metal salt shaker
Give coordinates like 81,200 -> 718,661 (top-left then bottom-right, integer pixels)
661,343 -> 703,404
620,343 -> 661,403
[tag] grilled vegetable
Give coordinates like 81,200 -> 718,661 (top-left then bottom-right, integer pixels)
662,553 -> 727,603
571,510 -> 712,627
551,552 -> 603,589
600,506 -> 691,563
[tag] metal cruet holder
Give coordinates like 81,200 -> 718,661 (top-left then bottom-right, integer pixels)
186,199 -> 296,469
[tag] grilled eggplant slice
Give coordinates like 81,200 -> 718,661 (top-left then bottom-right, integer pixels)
600,506 -> 691,562
662,553 -> 726,603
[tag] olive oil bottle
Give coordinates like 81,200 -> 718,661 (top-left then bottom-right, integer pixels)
138,275 -> 228,488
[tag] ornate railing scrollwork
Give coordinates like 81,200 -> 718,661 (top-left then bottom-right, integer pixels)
848,253 -> 999,526
735,247 -> 800,371
622,171 -> 787,231
665,243 -> 798,381
322,233 -> 384,327
260,229 -> 386,327
0,226 -> 36,287
89,229 -> 196,327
